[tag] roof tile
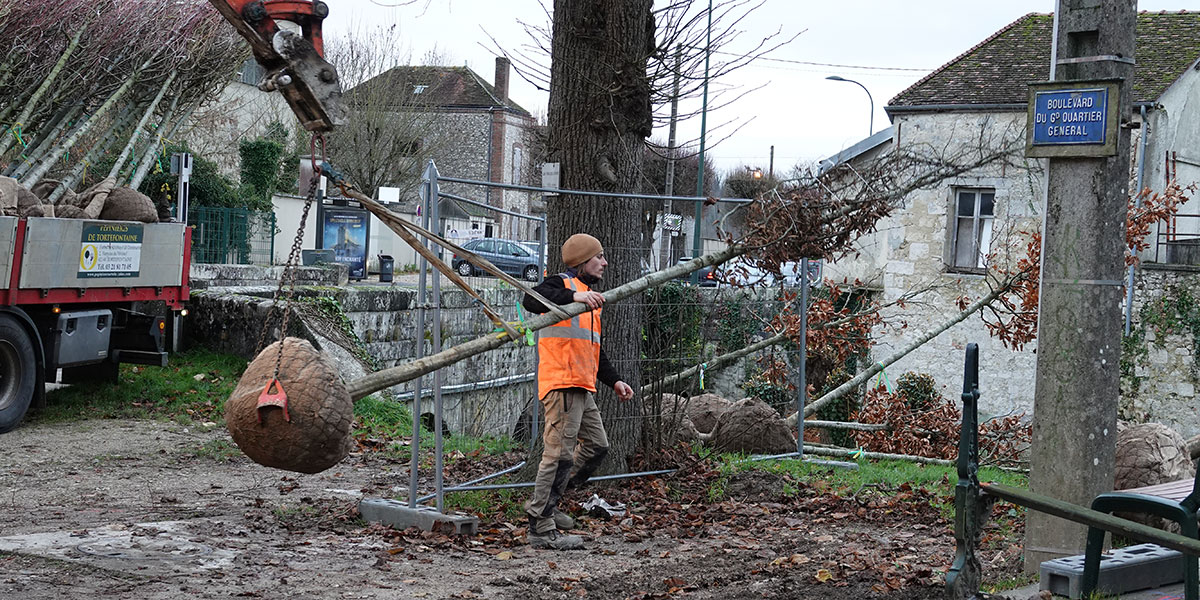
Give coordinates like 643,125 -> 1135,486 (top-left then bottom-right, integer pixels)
889,12 -> 1200,108
347,65 -> 531,115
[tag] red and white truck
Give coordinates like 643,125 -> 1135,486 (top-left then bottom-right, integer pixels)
0,216 -> 190,433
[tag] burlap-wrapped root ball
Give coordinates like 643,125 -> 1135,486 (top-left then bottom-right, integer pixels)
226,337 -> 353,473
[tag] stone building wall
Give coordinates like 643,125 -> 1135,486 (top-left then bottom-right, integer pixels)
1122,265 -> 1200,437
427,112 -> 491,205
850,111 -> 1046,420
179,81 -> 295,179
835,107 -> 1200,427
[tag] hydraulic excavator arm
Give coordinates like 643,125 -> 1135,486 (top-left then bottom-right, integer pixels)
208,0 -> 347,132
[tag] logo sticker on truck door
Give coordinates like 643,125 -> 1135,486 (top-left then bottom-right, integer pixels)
78,222 -> 143,278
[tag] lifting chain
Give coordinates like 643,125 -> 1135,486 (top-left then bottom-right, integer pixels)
254,133 -> 326,381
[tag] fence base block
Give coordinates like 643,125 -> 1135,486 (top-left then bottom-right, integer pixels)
1041,543 -> 1184,599
359,498 -> 480,535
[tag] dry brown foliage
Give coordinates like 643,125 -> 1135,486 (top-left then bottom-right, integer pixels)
979,182 -> 1193,350
853,386 -> 961,460
852,385 -> 1030,465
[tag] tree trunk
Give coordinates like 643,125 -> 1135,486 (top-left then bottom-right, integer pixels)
543,0 -> 656,474
9,103 -> 82,181
128,90 -> 186,190
0,27 -> 84,158
20,53 -> 156,187
50,107 -> 136,204
109,71 -> 177,181
346,247 -> 739,400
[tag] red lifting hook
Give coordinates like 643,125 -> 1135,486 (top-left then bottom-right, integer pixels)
256,378 -> 291,424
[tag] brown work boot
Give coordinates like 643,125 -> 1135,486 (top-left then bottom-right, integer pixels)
528,528 -> 584,550
552,509 -> 575,530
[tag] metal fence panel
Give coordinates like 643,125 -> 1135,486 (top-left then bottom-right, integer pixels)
189,207 -> 275,265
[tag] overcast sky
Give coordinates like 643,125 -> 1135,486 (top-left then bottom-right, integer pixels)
324,0 -> 1195,178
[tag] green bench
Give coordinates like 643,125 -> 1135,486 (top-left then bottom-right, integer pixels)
1084,474 -> 1200,599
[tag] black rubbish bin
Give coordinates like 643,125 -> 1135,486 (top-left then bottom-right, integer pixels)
377,254 -> 394,283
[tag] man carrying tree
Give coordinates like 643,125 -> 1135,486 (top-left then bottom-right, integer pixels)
521,233 -> 635,550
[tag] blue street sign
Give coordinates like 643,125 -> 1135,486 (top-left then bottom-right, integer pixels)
1030,88 -> 1109,146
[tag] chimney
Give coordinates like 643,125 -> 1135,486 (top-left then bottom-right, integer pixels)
494,56 -> 510,104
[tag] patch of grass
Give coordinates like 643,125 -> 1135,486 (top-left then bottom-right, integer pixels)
354,395 -> 414,438
707,454 -> 1027,501
272,502 -> 323,523
443,486 -> 525,520
32,348 -> 245,425
444,435 -> 519,455
353,395 -> 518,460
191,438 -> 241,462
706,477 -> 726,502
982,572 -> 1037,593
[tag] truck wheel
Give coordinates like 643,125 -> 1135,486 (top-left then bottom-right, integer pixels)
0,314 -> 35,434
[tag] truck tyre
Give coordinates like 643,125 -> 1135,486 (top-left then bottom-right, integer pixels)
0,314 -> 35,434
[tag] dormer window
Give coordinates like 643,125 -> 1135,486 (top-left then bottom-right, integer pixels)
413,85 -> 428,95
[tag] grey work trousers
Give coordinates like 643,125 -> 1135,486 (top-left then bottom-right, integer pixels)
524,388 -> 609,533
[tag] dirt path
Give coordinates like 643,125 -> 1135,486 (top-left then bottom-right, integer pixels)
0,419 -> 1015,599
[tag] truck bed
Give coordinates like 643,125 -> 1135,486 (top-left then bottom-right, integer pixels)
0,217 -> 190,309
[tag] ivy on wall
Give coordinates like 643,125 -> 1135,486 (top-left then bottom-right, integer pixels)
238,138 -> 284,211
1119,284 -> 1200,422
642,281 -> 706,394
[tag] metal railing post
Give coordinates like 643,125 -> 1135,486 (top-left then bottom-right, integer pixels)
408,159 -> 435,509
795,258 -> 809,455
430,161 -> 446,512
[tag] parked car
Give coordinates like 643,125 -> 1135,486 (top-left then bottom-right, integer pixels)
675,257 -> 717,287
517,241 -> 546,261
452,238 -> 542,281
713,258 -> 807,288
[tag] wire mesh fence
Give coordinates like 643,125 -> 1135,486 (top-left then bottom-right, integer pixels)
390,243 -> 808,450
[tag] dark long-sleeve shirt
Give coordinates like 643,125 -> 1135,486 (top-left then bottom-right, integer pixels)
523,274 -> 623,389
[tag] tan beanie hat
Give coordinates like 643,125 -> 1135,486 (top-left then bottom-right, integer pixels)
561,233 -> 603,268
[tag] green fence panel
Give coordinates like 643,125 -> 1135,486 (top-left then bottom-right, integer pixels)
188,207 -> 275,265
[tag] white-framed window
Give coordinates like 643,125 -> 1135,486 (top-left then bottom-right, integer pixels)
950,188 -> 994,271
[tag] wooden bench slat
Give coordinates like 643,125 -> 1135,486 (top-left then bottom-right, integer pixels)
1118,479 -> 1197,504
980,482 -> 1200,556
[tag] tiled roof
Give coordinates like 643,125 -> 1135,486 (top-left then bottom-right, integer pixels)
889,11 -> 1200,109
347,65 -> 531,116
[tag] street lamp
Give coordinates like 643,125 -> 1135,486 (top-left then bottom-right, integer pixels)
826,75 -> 874,137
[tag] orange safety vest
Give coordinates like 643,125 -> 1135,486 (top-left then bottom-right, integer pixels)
537,274 -> 602,399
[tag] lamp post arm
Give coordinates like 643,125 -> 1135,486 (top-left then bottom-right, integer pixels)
847,78 -> 874,136
827,76 -> 874,136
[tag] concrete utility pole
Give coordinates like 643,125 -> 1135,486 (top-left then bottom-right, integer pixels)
1024,0 -> 1136,570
